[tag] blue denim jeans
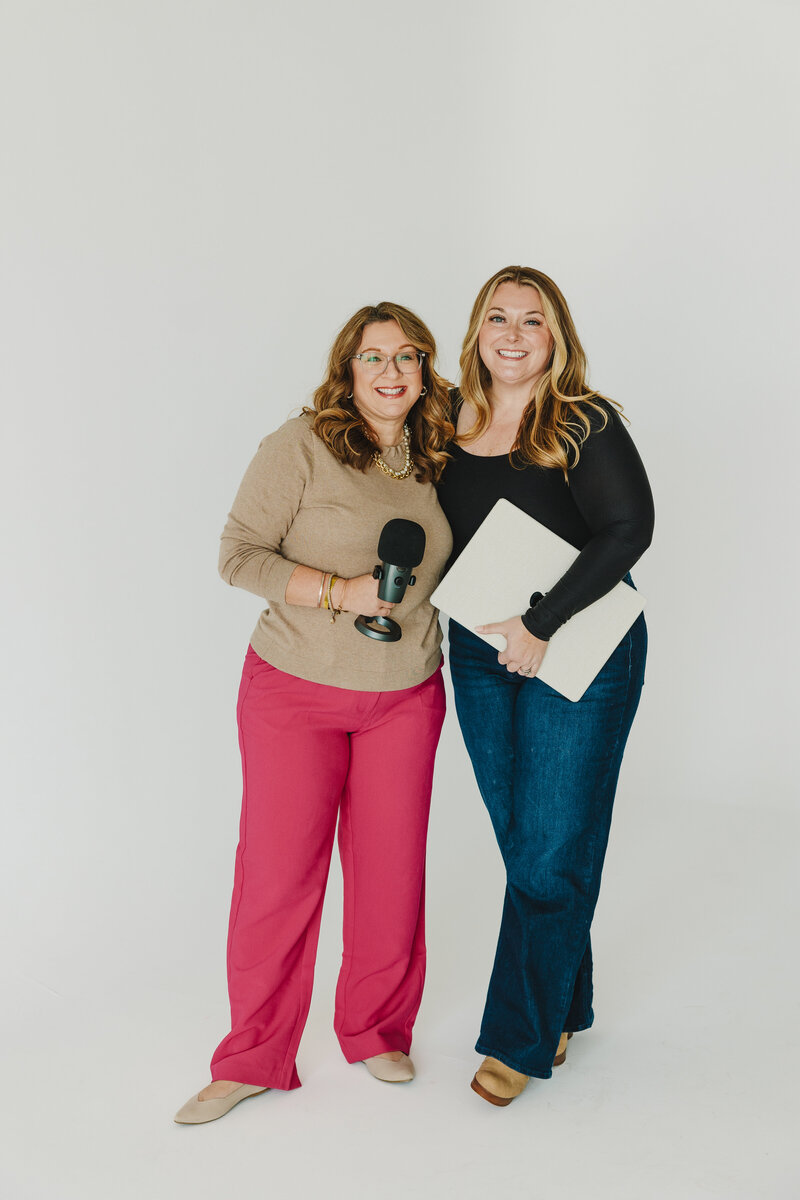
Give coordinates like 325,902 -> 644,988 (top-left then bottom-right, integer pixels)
448,603 -> 647,1078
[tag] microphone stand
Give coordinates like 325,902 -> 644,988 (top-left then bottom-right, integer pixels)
353,613 -> 402,642
355,563 -> 416,641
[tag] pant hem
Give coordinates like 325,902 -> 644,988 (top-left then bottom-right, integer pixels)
210,1055 -> 301,1091
339,1036 -> 412,1065
475,1041 -> 553,1080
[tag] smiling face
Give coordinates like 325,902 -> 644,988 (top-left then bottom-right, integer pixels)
350,319 -> 424,437
477,281 -> 554,393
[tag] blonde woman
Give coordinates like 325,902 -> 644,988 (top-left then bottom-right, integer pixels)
437,266 -> 654,1106
175,303 -> 453,1123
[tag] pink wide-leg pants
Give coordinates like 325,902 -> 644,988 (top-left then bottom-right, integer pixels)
209,646 -> 446,1090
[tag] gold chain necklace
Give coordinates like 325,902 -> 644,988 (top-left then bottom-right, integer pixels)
372,423 -> 415,480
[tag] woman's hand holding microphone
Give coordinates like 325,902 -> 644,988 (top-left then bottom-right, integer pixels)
285,565 -> 395,619
335,574 -> 396,619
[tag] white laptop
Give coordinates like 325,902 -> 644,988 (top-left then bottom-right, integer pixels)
431,498 -> 645,702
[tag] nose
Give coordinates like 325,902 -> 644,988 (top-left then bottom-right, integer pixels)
380,356 -> 402,379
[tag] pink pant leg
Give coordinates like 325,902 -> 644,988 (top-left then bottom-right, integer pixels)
210,650 -> 350,1090
334,664 -> 446,1062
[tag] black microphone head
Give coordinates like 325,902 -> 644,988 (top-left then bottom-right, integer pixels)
377,519 -> 426,567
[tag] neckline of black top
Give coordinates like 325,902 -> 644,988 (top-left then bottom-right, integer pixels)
449,441 -> 516,463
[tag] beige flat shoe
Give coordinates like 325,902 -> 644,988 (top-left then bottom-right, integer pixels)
471,1056 -> 529,1106
173,1083 -> 269,1124
362,1053 -> 415,1082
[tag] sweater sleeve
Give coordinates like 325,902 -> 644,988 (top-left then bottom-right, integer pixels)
523,403 -> 655,640
218,417 -> 314,602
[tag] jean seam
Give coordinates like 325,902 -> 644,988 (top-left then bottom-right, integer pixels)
556,632 -> 636,1022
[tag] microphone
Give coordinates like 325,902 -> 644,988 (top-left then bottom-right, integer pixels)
355,519 -> 426,642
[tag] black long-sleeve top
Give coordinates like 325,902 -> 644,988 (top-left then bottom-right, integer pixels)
436,394 -> 655,640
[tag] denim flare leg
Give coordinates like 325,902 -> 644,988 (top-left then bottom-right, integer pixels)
448,608 -> 647,1079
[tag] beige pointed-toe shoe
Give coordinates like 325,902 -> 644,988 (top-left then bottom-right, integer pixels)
174,1083 -> 269,1124
471,1056 -> 529,1106
362,1053 -> 415,1083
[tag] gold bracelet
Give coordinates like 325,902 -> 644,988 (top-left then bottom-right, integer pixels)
316,571 -> 327,608
326,573 -> 338,621
330,576 -> 346,620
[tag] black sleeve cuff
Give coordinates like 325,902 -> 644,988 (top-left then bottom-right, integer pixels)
520,591 -> 561,641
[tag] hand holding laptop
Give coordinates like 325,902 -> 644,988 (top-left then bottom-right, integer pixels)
431,499 -> 646,702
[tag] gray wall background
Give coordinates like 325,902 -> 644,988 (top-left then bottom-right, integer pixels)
1,2 -> 797,1197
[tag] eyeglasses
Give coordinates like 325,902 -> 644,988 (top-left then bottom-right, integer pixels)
352,350 -> 426,375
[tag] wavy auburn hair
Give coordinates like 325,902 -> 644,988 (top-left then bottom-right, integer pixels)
303,302 -> 453,483
459,265 -> 622,476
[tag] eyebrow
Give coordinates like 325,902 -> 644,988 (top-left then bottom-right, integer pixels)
358,343 -> 417,353
488,306 -> 545,317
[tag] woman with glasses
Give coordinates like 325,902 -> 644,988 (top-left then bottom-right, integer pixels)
437,266 -> 654,1106
175,302 -> 453,1124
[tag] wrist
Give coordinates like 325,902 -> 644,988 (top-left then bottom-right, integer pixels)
521,591 -> 552,641
333,577 -> 349,612
316,571 -> 328,608
520,610 -> 542,637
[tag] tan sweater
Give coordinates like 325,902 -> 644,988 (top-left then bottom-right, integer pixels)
219,414 -> 453,691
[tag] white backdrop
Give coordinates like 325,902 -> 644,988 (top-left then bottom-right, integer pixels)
1,2 -> 798,1198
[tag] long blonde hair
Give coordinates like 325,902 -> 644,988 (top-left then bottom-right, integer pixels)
459,265 -> 621,475
303,302 -> 453,483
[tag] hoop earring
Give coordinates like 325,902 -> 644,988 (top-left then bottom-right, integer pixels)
419,386 -> 427,397
346,392 -> 353,399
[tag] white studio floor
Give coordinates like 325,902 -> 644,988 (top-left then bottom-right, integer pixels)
3,788 -> 797,1200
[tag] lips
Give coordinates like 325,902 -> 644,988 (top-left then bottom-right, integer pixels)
375,386 -> 407,397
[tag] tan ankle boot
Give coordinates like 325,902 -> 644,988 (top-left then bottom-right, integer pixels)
553,1031 -> 573,1066
472,1032 -> 575,1105
471,1057 -> 530,1106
